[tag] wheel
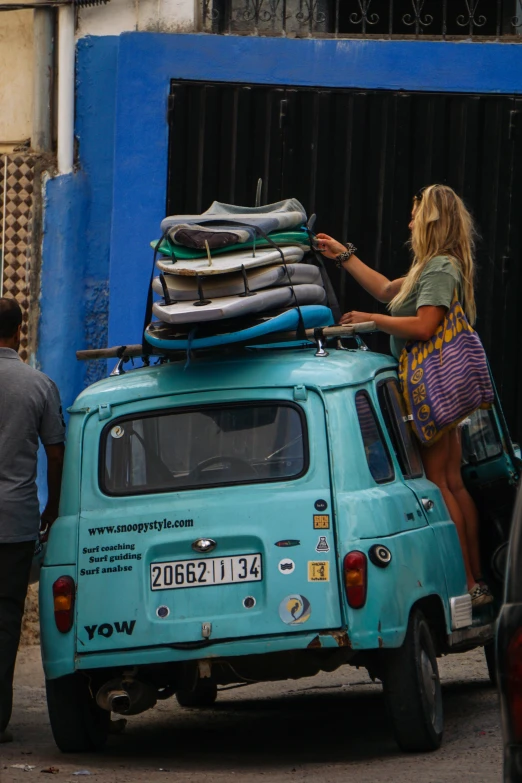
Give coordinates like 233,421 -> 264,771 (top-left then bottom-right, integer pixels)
382,608 -> 443,752
176,679 -> 218,708
46,673 -> 110,752
484,641 -> 497,686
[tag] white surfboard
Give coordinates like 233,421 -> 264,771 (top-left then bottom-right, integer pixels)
152,263 -> 322,301
155,245 -> 305,277
152,284 -> 327,325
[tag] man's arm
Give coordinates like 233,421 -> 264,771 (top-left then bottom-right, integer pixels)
41,443 -> 65,536
39,378 -> 66,538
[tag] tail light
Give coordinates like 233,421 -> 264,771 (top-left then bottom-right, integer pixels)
507,629 -> 522,741
52,576 -> 75,633
343,551 -> 367,608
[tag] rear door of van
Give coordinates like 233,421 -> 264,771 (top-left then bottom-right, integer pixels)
460,405 -> 521,579
75,389 -> 343,655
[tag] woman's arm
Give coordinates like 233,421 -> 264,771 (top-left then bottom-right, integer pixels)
315,233 -> 403,303
340,305 -> 447,341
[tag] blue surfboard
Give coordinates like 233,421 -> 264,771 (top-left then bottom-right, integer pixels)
144,306 -> 334,351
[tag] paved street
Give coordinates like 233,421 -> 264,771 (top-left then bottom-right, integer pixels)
2,646 -> 502,783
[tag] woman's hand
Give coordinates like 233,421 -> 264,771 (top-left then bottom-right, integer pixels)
339,305 -> 447,340
315,233 -> 347,260
339,310 -> 375,326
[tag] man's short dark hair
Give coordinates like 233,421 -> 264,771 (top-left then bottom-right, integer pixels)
0,298 -> 23,338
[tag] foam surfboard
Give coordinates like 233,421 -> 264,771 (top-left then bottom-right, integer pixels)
144,305 -> 334,351
152,263 -> 322,301
156,245 -> 305,277
150,230 -> 311,260
160,198 -> 307,236
152,283 -> 327,325
155,246 -> 305,276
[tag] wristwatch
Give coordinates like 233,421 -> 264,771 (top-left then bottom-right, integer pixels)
335,243 -> 357,268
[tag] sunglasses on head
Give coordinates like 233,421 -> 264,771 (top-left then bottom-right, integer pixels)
413,187 -> 427,203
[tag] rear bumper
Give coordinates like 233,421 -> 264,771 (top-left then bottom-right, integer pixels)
447,621 -> 495,650
44,628 -> 352,680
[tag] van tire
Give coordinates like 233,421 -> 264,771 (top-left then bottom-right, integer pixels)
381,608 -> 443,752
46,673 -> 110,752
176,680 -> 218,708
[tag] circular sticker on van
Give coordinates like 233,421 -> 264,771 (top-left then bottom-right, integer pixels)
278,559 -> 295,574
279,594 -> 311,625
110,425 -> 125,439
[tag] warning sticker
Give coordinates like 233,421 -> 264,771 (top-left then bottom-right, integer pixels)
313,515 -> 330,529
308,561 -> 330,582
315,535 -> 330,553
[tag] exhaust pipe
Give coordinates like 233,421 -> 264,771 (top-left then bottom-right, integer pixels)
104,690 -> 132,714
96,678 -> 157,716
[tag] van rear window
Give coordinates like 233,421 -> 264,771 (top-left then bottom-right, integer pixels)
100,403 -> 308,495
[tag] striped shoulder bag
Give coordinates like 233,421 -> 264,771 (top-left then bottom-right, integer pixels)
398,293 -> 494,446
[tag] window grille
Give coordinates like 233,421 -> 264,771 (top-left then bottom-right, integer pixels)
201,0 -> 522,38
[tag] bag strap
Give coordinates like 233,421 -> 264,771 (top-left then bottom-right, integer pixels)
304,227 -> 341,323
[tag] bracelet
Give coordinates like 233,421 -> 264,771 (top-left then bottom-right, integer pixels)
335,243 -> 357,269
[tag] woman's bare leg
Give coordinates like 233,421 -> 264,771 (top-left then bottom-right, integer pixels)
420,432 -> 476,591
446,428 -> 483,581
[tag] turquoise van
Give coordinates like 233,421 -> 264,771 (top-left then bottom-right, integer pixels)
40,327 -> 520,754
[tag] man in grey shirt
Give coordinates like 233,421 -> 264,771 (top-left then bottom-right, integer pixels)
0,298 -> 65,743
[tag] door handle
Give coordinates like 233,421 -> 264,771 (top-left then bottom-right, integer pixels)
421,498 -> 434,511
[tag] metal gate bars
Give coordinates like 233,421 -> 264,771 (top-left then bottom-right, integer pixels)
166,81 -> 522,441
201,0 -> 522,38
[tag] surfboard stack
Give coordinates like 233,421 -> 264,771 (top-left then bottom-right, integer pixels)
144,199 -> 334,351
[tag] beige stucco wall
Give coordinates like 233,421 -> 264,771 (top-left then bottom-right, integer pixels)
0,9 -> 34,153
77,0 -> 197,37
0,1 -> 198,153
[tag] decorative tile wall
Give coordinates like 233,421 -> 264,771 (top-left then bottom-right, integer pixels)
0,154 -> 36,362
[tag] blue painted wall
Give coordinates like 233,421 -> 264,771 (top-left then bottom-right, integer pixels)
38,33 -> 522,406
37,36 -> 118,412
40,172 -> 89,401
76,36 -> 119,387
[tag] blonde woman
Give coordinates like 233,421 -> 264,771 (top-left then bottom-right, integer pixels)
317,184 -> 492,607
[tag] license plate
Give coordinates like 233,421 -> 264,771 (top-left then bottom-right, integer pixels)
150,554 -> 263,591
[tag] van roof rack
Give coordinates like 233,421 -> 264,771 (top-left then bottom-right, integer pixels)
75,322 -> 377,374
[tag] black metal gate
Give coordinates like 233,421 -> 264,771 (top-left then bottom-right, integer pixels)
167,82 -> 522,441
202,0 -> 522,38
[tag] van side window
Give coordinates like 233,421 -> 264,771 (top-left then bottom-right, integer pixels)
355,391 -> 394,484
378,379 -> 424,479
460,409 -> 503,465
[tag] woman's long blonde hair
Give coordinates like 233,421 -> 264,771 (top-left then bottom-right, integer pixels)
389,184 -> 477,324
